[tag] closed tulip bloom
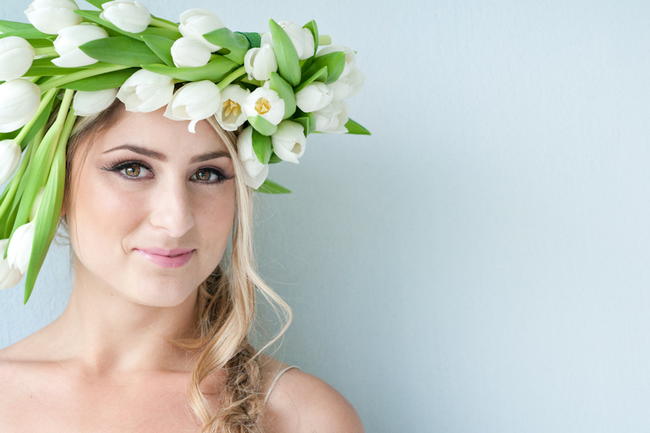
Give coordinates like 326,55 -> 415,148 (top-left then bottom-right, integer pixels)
178,8 -> 225,52
295,82 -> 334,113
24,0 -> 82,35
312,100 -> 349,134
214,84 -> 250,131
7,220 -> 36,275
236,126 -> 269,189
261,21 -> 315,60
116,69 -> 174,113
242,84 -> 285,126
0,36 -> 35,81
51,23 -> 109,68
73,88 -> 118,117
100,0 -> 152,33
271,121 -> 306,164
170,36 -> 212,67
317,45 -> 365,101
0,79 -> 41,133
0,239 -> 23,290
0,139 -> 22,186
163,80 -> 221,134
243,44 -> 278,81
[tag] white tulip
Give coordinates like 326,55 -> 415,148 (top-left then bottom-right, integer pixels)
214,84 -> 250,131
243,44 -> 277,81
170,36 -> 212,67
0,79 -> 41,133
312,100 -> 349,134
271,121 -> 306,164
116,69 -> 174,113
24,0 -> 82,35
7,220 -> 36,275
0,36 -> 35,81
315,45 -> 364,100
316,45 -> 357,77
261,21 -> 315,60
100,0 -> 151,34
178,8 -> 225,52
0,140 -> 22,185
73,88 -> 118,117
0,239 -> 23,290
295,82 -> 333,113
51,23 -> 109,68
242,84 -> 285,126
236,126 -> 269,189
163,80 -> 221,134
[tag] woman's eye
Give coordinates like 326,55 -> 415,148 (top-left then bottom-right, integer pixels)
102,161 -> 228,184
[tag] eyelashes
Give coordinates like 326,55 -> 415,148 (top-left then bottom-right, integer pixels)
101,159 -> 232,185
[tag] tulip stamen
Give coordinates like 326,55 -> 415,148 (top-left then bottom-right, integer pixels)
255,98 -> 271,115
223,99 -> 241,122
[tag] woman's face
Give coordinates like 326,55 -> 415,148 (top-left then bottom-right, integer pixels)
63,105 -> 236,307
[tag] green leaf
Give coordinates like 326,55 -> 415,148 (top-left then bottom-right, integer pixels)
28,39 -> 54,49
345,118 -> 371,135
140,34 -> 174,67
238,31 -> 261,48
268,152 -> 282,164
85,0 -> 112,9
23,58 -> 89,76
302,51 -> 346,84
257,178 -> 291,194
78,36 -> 161,66
59,68 -> 137,91
252,128 -> 272,164
74,10 -> 140,40
303,20 -> 319,57
18,92 -> 58,147
0,131 -> 19,141
142,56 -> 238,81
268,19 -> 301,86
248,116 -> 277,136
294,65 -> 328,93
269,72 -> 296,119
292,113 -> 314,135
203,27 -> 249,64
0,20 -> 51,39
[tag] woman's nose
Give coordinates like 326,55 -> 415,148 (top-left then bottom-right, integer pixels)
147,177 -> 195,238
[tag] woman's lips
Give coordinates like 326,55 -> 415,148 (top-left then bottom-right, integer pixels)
134,249 -> 195,268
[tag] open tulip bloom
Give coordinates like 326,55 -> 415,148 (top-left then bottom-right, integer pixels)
0,0 -> 370,303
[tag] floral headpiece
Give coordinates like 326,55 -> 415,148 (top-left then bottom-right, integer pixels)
0,0 -> 370,302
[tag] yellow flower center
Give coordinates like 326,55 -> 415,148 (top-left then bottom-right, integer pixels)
255,97 -> 271,115
222,99 -> 241,122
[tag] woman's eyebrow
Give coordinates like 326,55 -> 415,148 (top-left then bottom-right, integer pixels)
102,144 -> 231,162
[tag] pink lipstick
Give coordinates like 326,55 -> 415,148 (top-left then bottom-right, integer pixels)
134,248 -> 195,268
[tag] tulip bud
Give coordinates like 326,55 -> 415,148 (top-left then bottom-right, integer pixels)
271,121 -> 306,164
261,21 -> 315,60
214,84 -> 250,131
100,0 -> 152,34
295,82 -> 334,113
0,36 -> 35,81
0,239 -> 23,290
316,45 -> 365,101
178,8 -> 225,52
73,88 -> 118,117
0,79 -> 41,133
51,23 -> 109,68
243,44 -> 278,81
0,139 -> 22,186
163,80 -> 221,134
312,100 -> 349,134
237,126 -> 269,189
116,69 -> 174,113
242,84 -> 285,126
170,37 -> 212,68
24,0 -> 83,35
7,220 -> 36,275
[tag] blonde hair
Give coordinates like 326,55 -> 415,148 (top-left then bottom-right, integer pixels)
56,92 -> 292,432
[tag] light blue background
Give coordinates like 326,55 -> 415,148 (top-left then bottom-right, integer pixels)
2,1 -> 650,432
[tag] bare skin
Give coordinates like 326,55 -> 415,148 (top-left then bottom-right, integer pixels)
0,105 -> 365,432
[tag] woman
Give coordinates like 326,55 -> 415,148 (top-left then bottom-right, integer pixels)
0,94 -> 365,432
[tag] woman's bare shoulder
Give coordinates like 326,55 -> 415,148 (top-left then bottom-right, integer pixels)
258,354 -> 365,433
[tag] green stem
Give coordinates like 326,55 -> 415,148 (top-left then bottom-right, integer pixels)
34,46 -> 57,57
39,63 -> 130,93
14,88 -> 58,149
150,16 -> 179,32
217,66 -> 246,90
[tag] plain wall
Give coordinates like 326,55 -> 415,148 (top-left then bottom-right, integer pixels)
3,1 -> 650,432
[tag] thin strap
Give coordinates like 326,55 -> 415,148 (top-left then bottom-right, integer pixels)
264,365 -> 300,405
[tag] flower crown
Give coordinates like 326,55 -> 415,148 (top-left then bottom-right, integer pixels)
0,0 -> 370,302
